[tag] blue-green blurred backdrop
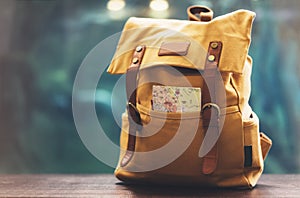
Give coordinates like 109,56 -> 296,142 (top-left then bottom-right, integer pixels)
0,0 -> 299,173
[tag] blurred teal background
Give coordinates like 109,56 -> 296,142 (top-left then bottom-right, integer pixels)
0,0 -> 299,173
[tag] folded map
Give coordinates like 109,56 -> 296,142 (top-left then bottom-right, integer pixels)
152,85 -> 201,112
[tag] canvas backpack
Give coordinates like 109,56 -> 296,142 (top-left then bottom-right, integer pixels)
107,5 -> 272,188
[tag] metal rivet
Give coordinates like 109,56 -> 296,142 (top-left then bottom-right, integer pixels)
211,42 -> 218,49
136,46 -> 143,52
132,57 -> 139,64
208,55 -> 215,62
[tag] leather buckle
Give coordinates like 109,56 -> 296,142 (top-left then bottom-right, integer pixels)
127,102 -> 139,114
127,102 -> 142,130
202,103 -> 221,117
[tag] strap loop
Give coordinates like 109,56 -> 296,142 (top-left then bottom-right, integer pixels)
187,5 -> 213,22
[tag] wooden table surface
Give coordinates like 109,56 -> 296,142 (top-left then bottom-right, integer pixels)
0,174 -> 299,197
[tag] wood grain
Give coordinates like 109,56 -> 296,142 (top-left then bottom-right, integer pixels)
0,174 -> 299,197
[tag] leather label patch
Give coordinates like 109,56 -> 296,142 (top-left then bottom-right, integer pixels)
158,41 -> 190,56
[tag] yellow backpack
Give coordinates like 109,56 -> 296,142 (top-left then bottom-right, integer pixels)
107,5 -> 272,188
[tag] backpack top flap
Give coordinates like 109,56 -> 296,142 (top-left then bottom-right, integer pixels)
107,9 -> 255,74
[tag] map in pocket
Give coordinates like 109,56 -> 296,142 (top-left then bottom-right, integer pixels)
152,85 -> 201,112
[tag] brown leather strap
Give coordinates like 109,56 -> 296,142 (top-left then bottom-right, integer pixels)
202,41 -> 223,174
120,45 -> 146,167
187,5 -> 213,22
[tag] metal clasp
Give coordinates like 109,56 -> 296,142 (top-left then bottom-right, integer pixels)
202,103 -> 221,117
126,102 -> 142,128
127,102 -> 139,113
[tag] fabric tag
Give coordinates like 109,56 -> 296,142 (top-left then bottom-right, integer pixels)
152,85 -> 201,112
